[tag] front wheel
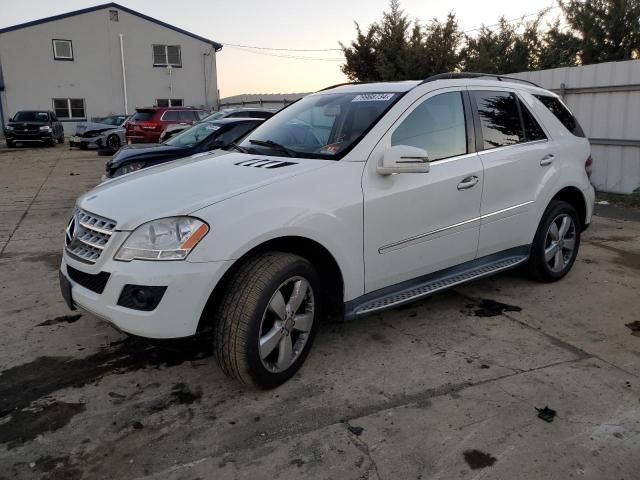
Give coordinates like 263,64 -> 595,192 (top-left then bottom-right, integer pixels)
58,135 -> 65,144
212,252 -> 321,388
107,134 -> 121,151
527,200 -> 581,282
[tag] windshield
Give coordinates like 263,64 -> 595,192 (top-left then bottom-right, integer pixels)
164,121 -> 222,147
239,92 -> 400,159
13,111 -> 49,122
97,116 -> 124,126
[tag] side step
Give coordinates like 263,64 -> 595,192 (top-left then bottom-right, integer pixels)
347,249 -> 529,318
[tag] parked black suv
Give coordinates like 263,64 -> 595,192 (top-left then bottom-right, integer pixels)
4,110 -> 65,147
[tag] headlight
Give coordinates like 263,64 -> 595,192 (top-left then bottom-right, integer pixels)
40,126 -> 52,132
115,217 -> 209,261
5,125 -> 13,131
113,161 -> 145,177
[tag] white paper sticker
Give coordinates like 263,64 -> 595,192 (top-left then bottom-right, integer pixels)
352,93 -> 395,102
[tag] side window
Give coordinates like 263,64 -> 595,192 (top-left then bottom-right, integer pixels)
534,95 -> 586,137
519,100 -> 546,142
472,91 -> 523,150
391,91 -> 467,161
179,111 -> 198,121
162,111 -> 180,121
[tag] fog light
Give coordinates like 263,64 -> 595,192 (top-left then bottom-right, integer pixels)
117,285 -> 167,311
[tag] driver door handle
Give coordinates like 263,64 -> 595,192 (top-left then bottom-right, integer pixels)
457,175 -> 479,190
540,153 -> 555,166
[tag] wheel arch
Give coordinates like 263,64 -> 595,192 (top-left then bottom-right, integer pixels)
550,185 -> 588,230
196,235 -> 346,333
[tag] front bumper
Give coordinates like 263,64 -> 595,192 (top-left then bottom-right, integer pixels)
6,131 -> 53,143
60,252 -> 232,339
70,135 -> 104,149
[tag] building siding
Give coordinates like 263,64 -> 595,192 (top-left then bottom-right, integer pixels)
0,6 -> 218,135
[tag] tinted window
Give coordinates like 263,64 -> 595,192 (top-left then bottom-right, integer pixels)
473,91 -> 523,149
534,95 -> 585,137
251,111 -> 272,118
162,111 -> 180,121
227,112 -> 247,118
519,101 -> 546,141
392,92 -> 467,161
179,111 -> 198,121
131,111 -> 153,121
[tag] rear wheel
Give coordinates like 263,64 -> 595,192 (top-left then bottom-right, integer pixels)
6,140 -> 15,148
107,134 -> 121,150
57,135 -> 64,144
527,200 -> 581,282
212,252 -> 321,388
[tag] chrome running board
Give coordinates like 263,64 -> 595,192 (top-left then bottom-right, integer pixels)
345,246 -> 529,319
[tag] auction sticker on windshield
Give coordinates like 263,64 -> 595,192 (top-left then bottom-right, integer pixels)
352,93 -> 395,102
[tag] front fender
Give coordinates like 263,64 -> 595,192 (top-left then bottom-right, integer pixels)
187,161 -> 366,300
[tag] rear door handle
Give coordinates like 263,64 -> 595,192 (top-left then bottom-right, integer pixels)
457,175 -> 479,190
540,154 -> 555,166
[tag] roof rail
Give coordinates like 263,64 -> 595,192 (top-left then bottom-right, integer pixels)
318,81 -> 371,91
421,72 -> 540,88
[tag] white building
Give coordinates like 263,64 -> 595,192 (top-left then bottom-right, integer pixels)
0,2 -> 222,135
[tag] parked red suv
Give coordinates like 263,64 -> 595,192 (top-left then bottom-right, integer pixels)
124,107 -> 207,143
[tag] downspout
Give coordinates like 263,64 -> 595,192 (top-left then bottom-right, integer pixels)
119,34 -> 129,114
0,54 -> 5,134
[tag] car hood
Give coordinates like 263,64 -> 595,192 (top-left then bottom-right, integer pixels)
79,152 -> 332,230
75,121 -> 116,134
107,144 -> 186,168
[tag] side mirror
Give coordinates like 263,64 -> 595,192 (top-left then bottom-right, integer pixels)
8,117 -> 12,122
377,145 -> 430,175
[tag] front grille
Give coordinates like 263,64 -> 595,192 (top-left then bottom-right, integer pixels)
65,209 -> 117,264
67,266 -> 111,294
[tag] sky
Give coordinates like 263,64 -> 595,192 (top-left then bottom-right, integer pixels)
0,0 -> 558,98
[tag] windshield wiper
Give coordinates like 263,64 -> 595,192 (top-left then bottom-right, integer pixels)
249,139 -> 297,157
226,142 -> 249,153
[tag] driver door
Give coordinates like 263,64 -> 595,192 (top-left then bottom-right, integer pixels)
362,89 -> 483,293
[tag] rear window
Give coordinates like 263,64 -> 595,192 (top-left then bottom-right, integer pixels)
131,111 -> 154,122
534,95 -> 585,137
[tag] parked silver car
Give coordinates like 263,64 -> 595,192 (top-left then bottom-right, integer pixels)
70,115 -> 128,150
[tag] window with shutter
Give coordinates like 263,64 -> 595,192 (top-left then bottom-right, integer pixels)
53,39 -> 73,60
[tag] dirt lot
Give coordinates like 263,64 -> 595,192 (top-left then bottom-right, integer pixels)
0,144 -> 639,480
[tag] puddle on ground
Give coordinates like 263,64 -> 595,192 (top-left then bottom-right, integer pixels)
0,401 -> 85,449
463,449 -> 497,469
471,299 -> 522,317
37,314 -> 82,327
0,336 -> 211,416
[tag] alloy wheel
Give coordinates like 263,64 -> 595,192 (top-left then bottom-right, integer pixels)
544,213 -> 577,273
258,276 -> 315,373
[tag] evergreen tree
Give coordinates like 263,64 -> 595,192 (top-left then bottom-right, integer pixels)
560,0 -> 640,64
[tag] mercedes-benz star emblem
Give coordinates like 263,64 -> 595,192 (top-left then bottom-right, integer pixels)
65,215 -> 77,246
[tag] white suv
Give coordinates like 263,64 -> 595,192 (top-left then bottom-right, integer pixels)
59,73 -> 595,388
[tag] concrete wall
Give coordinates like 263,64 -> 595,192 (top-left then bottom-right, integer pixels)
512,60 -> 640,194
0,6 -> 218,135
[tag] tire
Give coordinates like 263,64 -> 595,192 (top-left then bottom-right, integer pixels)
527,200 -> 581,282
212,252 -> 321,388
79,143 -> 88,150
48,138 -> 56,147
106,134 -> 121,151
58,135 -> 65,144
6,141 -> 15,148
